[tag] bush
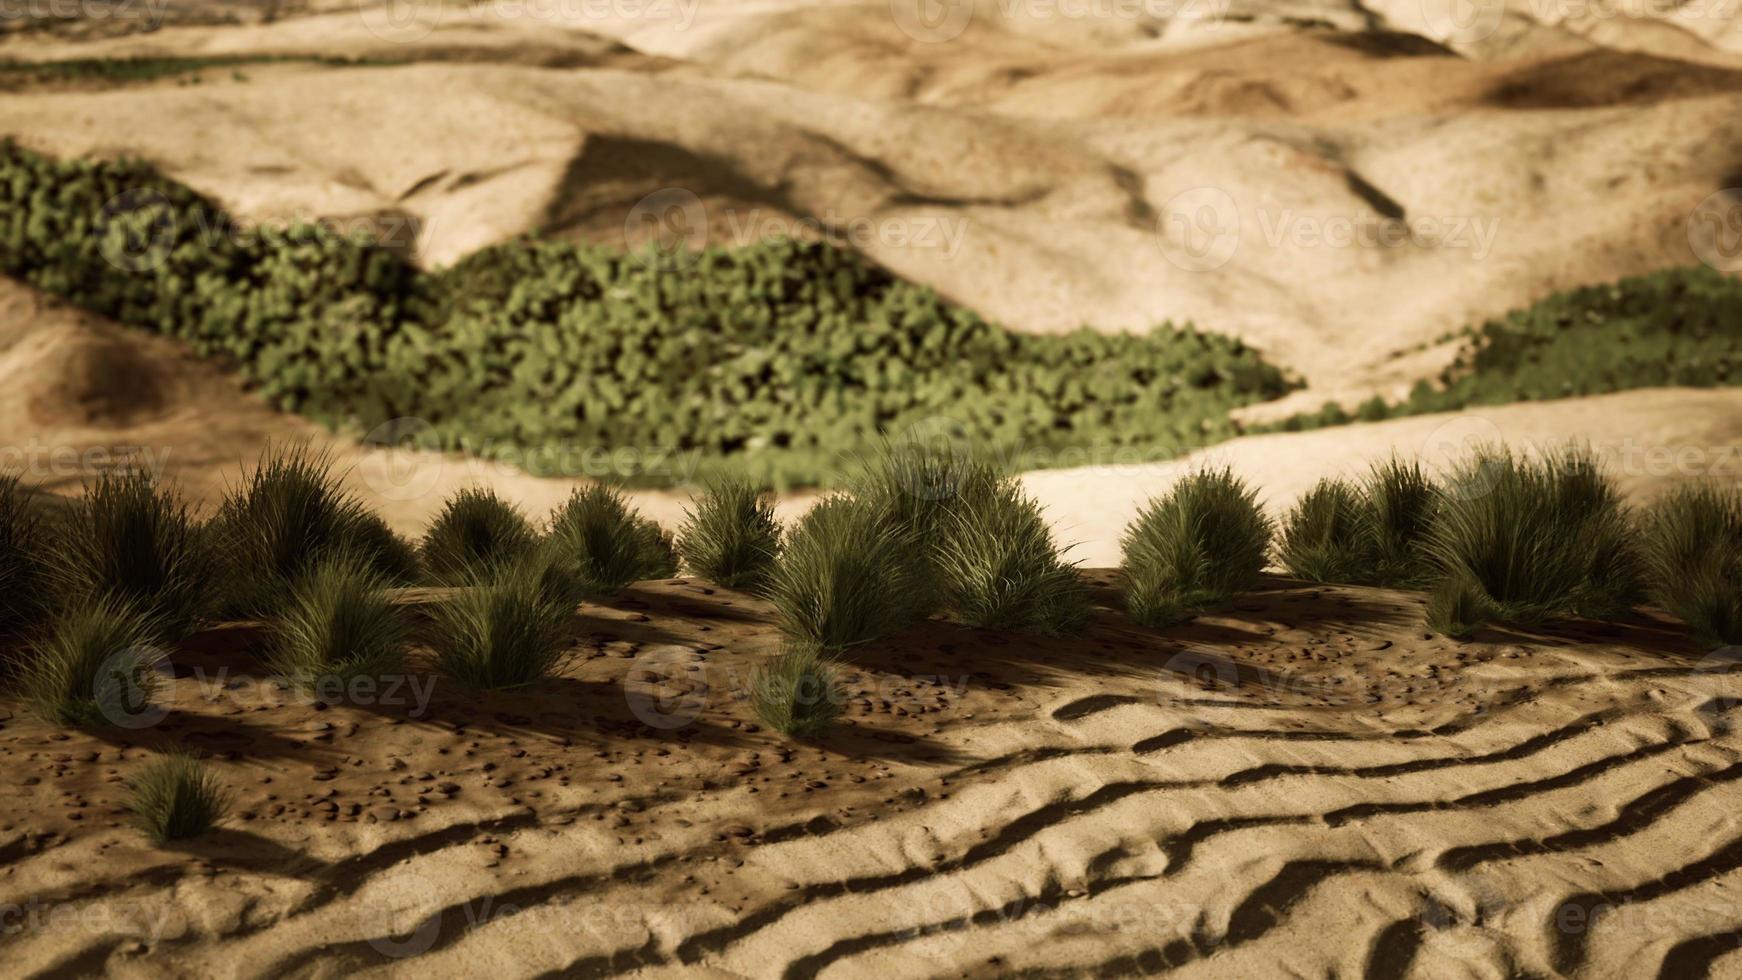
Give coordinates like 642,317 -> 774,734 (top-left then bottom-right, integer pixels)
127,752 -> 231,843
1641,484 -> 1742,647
15,599 -> 165,728
848,441 -> 1001,609
0,476 -> 48,637
1119,467 -> 1273,627
0,141 -> 1295,490
265,555 -> 406,695
546,485 -> 677,595
751,645 -> 846,739
1425,446 -> 1641,624
210,445 -> 417,617
676,476 -> 783,591
1426,576 -> 1492,640
933,477 -> 1090,635
428,552 -> 582,690
1276,479 -> 1369,584
1361,458 -> 1439,587
49,468 -> 212,641
768,494 -> 923,649
420,487 -> 538,584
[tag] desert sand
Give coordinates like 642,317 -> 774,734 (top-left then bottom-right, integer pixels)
4,1 -> 1742,977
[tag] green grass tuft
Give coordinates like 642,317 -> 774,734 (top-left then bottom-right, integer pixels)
676,476 -> 783,592
1360,458 -> 1440,587
51,468 -> 211,641
1119,467 -> 1273,627
0,475 -> 48,638
420,487 -> 538,584
1425,575 -> 1493,640
127,752 -> 231,844
933,476 -> 1090,635
768,494 -> 923,650
1276,478 -> 1369,584
265,554 -> 406,696
427,551 -> 582,690
16,599 -> 165,728
546,485 -> 677,595
750,645 -> 846,740
1640,484 -> 1742,648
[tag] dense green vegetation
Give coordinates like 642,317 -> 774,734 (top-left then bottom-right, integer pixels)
1277,266 -> 1742,431
0,142 -> 1293,488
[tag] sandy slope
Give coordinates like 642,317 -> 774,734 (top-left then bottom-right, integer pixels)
3,572 -> 1741,979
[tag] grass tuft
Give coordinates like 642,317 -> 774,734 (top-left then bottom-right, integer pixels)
211,445 -> 417,617
420,487 -> 538,584
16,599 -> 165,728
0,475 -> 48,637
750,645 -> 846,739
265,554 -> 406,696
427,551 -> 582,690
1640,484 -> 1742,648
546,485 -> 677,595
1361,458 -> 1440,587
934,477 -> 1090,635
768,494 -> 923,650
1425,445 -> 1641,625
51,468 -> 211,640
1119,467 -> 1273,627
127,752 -> 231,844
676,476 -> 783,592
1276,478 -> 1368,584
1426,575 -> 1493,640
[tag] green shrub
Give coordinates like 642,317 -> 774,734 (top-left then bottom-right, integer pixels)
428,552 -> 581,690
848,441 -> 1001,609
1426,575 -> 1492,640
0,141 -> 1294,490
127,752 -> 231,843
1641,484 -> 1742,647
0,476 -> 48,637
16,599 -> 165,728
768,495 -> 923,649
750,645 -> 846,739
546,485 -> 677,594
1361,458 -> 1439,587
50,468 -> 212,640
210,445 -> 416,617
420,487 -> 538,584
1425,446 -> 1641,624
676,477 -> 783,591
265,555 -> 406,695
1276,479 -> 1369,584
1119,467 -> 1273,627
934,477 -> 1090,635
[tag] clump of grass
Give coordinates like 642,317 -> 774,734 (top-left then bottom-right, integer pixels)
420,487 -> 538,584
750,645 -> 846,739
428,551 -> 582,690
1361,458 -> 1439,587
210,445 -> 418,617
676,476 -> 783,592
1425,446 -> 1641,625
1426,576 -> 1493,640
768,494 -> 923,650
0,475 -> 48,637
265,554 -> 406,695
849,441 -> 1002,611
51,469 -> 211,641
934,477 -> 1090,635
127,752 -> 231,843
1640,484 -> 1742,648
1119,467 -> 1273,627
1276,478 -> 1368,584
546,485 -> 677,595
16,599 -> 165,728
